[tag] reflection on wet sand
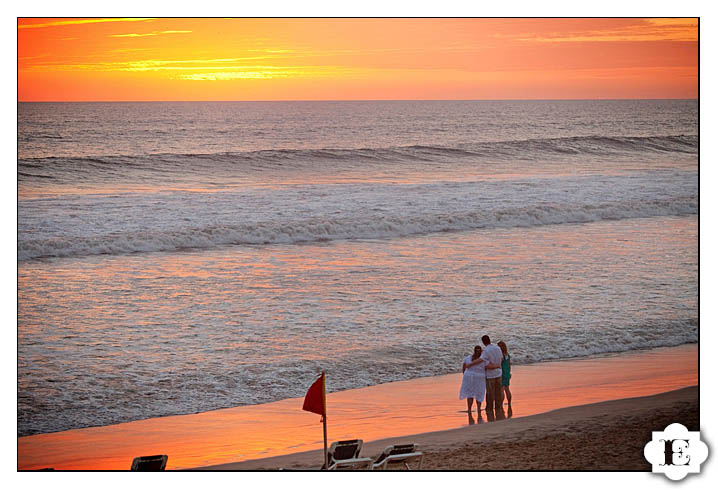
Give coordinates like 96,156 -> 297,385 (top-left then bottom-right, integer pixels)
18,344 -> 697,470
484,403 -> 513,422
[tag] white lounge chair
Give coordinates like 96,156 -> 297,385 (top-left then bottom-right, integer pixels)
326,439 -> 373,470
371,444 -> 423,470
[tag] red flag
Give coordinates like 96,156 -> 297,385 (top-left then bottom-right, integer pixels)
302,372 -> 326,416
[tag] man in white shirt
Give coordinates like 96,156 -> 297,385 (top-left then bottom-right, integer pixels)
480,335 -> 504,420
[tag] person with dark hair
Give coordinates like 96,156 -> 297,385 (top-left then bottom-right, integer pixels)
469,334 -> 503,420
466,334 -> 503,420
497,340 -> 512,406
460,345 -> 486,418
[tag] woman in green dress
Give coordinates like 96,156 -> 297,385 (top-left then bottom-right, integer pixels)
497,341 -> 512,405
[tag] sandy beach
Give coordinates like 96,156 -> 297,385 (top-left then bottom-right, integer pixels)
18,344 -> 697,470
206,386 -> 698,471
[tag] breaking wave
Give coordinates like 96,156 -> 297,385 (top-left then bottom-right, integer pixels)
18,194 -> 697,261
18,134 -> 698,180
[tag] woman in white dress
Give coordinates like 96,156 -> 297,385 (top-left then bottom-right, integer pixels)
460,345 -> 487,416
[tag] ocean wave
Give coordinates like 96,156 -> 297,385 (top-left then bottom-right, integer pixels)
18,134 -> 698,177
18,318 -> 697,436
18,195 -> 697,261
18,171 -> 55,180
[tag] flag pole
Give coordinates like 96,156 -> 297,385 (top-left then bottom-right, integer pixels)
322,371 -> 328,470
301,371 -> 329,469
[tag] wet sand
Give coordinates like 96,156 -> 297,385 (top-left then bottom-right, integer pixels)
18,344 -> 697,470
207,386 -> 698,471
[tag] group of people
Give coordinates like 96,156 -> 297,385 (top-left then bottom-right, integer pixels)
459,335 -> 512,422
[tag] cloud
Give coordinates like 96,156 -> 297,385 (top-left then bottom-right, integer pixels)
22,57 -> 287,73
20,53 -> 361,80
109,30 -> 192,38
247,49 -> 294,54
177,71 -> 292,80
514,19 -> 697,43
18,18 -> 155,29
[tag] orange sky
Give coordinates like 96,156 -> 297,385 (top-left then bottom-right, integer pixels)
17,18 -> 698,101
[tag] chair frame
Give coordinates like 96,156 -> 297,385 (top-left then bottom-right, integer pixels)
328,457 -> 374,470
326,439 -> 364,468
371,444 -> 424,470
373,451 -> 424,470
130,454 -> 168,471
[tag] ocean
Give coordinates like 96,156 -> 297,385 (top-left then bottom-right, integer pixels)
17,100 -> 698,437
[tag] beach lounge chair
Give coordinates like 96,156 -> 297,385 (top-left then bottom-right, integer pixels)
130,454 -> 168,471
371,444 -> 423,470
326,439 -> 373,470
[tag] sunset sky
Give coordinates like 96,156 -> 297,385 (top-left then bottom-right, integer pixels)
18,17 -> 698,101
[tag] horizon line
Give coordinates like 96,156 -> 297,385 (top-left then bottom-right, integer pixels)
17,97 -> 699,103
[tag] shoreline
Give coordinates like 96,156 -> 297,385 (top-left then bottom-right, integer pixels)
18,343 -> 697,470
201,385 -> 698,471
